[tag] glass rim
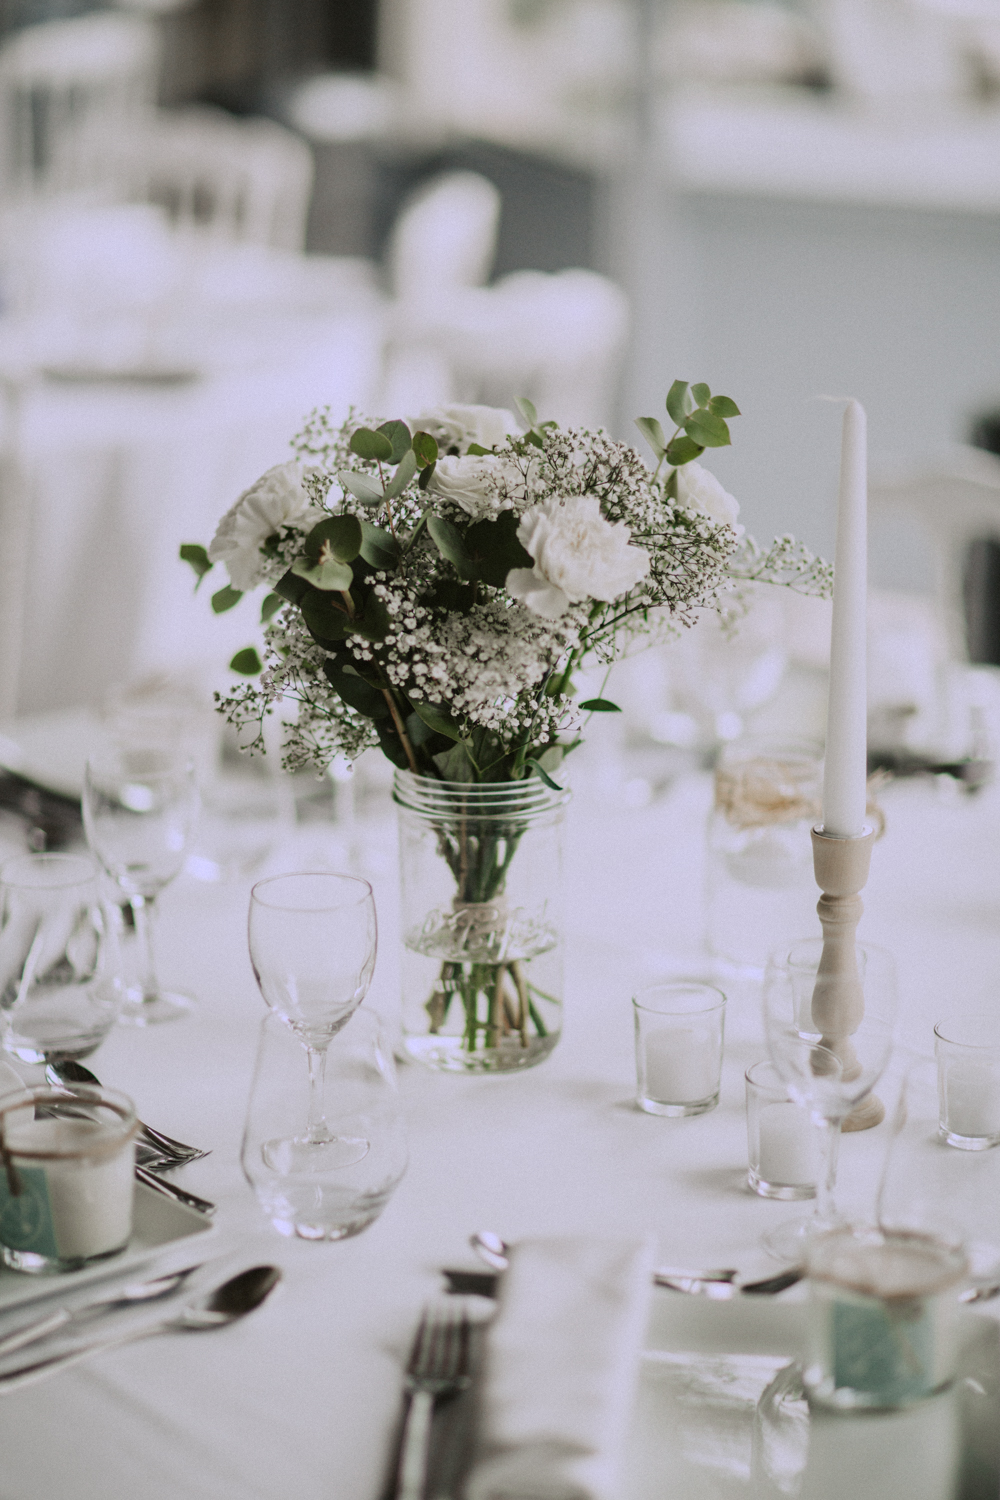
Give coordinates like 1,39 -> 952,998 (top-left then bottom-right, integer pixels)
771,936 -> 892,971
391,767 -> 570,814
250,870 -> 374,913
0,852 -> 98,891
933,1016 -> 1000,1051
632,981 -> 726,1016
0,1085 -> 138,1160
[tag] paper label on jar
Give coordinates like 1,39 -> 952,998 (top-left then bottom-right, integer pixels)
0,1166 -> 60,1260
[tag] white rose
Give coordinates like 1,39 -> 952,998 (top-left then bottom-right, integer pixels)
208,462 -> 318,592
674,461 -> 742,533
427,454 -> 511,520
408,403 -> 518,455
506,494 -> 650,620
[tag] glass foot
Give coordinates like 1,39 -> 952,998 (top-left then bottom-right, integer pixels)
118,991 -> 194,1026
264,1134 -> 370,1173
763,1213 -> 837,1263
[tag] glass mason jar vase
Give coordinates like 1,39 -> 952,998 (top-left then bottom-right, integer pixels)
393,771 -> 569,1073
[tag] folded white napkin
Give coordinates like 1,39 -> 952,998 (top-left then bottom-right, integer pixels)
464,1235 -> 654,1500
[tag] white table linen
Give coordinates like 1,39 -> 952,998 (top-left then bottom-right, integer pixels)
0,769 -> 997,1498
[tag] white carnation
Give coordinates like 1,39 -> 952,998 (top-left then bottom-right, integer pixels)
506,494 -> 650,620
674,462 -> 742,532
407,403 -> 518,455
208,462 -> 318,592
427,454 -> 511,520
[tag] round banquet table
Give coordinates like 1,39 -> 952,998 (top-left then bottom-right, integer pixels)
0,767 -> 998,1499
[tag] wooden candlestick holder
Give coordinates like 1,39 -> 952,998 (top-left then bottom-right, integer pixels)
810,825 -> 882,1132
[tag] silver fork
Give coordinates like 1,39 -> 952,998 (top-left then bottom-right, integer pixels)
396,1301 -> 471,1500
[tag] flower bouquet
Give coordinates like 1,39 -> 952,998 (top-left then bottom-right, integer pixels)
183,383 -> 829,1070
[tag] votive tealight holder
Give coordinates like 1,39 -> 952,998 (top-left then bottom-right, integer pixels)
935,1012 -> 1000,1150
745,1059 -> 820,1199
633,982 -> 726,1117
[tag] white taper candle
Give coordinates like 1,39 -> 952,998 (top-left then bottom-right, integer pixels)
822,399 -> 868,838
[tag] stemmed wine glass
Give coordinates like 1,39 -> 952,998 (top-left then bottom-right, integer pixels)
82,746 -> 199,1025
762,936 -> 897,1261
248,872 -> 377,1170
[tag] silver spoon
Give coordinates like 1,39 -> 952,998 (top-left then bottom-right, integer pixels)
0,1262 -> 205,1358
0,1264 -> 281,1392
468,1232 -> 802,1297
45,1060 -> 208,1164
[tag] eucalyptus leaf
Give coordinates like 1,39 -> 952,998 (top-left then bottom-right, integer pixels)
383,447 -> 418,500
665,434 -> 704,466
685,409 -> 731,448
635,416 -> 666,459
300,590 -> 355,644
375,717 -> 412,770
465,510 -> 532,588
666,380 -> 691,426
466,442 -> 492,456
411,431 -> 438,468
405,711 -> 442,749
350,427 -> 393,462
359,522 -> 400,571
229,647 -> 261,675
376,420 -> 412,464
514,396 -> 538,428
410,700 -> 464,742
260,592 -> 283,623
338,470 -> 385,506
362,590 -> 391,641
427,515 -> 476,580
179,543 -> 212,585
211,584 -> 243,614
537,745 -> 564,772
691,382 -> 711,406
322,659 -> 388,718
291,555 -> 354,592
579,698 -> 622,712
273,569 -> 309,605
305,514 -> 363,563
708,395 -> 741,418
432,742 -> 476,781
417,460 -> 436,492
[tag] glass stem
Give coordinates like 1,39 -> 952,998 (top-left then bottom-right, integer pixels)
813,1116 -> 841,1227
129,894 -> 160,1004
306,1044 -> 332,1144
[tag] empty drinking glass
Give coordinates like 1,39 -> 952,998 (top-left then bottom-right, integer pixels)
241,1010 -> 407,1241
0,853 -> 123,1063
83,746 -> 199,1025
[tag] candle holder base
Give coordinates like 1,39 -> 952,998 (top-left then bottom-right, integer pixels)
842,1094 -> 885,1132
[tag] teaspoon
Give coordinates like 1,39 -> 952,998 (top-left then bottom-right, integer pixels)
0,1264 -> 281,1391
0,1262 -> 205,1358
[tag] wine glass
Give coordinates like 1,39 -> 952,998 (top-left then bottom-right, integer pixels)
762,936 -> 897,1260
248,872 -> 377,1171
82,746 -> 199,1025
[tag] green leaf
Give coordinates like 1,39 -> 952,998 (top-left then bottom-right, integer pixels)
426,578 -> 476,614
708,395 -> 740,418
349,427 -> 393,462
211,584 -> 243,614
412,431 -> 438,468
229,647 -> 261,675
338,470 -> 384,507
376,420 -> 412,464
273,569 -> 309,605
300,590 -> 355,644
514,396 -> 538,428
291,555 -> 354,592
432,742 -> 476,781
634,417 -> 666,459
361,591 -> 391,641
375,717 -> 412,771
410,701 -> 464,742
359,523 -> 400,571
417,460 -> 436,492
405,711 -> 442,749
666,380 -> 691,426
260,592 -> 283,623
465,510 -> 532,589
525,429 -> 545,450
322,659 -> 388,718
665,434 -> 704,466
179,543 -> 212,586
685,409 -> 731,448
427,515 -> 476,580
579,698 -> 622,712
526,757 -> 563,791
691,382 -> 711,406
537,745 -> 564,772
305,514 -> 363,563
466,442 -> 492,456
383,447 -> 418,500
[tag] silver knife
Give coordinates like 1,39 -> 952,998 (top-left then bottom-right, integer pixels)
134,1165 -> 216,1217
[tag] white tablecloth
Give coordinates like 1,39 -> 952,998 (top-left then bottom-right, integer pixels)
0,769 -> 997,1498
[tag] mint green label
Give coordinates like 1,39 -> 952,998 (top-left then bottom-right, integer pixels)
0,1166 -> 60,1260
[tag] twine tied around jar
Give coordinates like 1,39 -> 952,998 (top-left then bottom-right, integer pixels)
715,756 -> 886,837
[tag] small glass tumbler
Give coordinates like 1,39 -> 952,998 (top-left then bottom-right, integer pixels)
934,1012 -> 1000,1150
745,1060 -> 821,1199
242,1009 -> 408,1241
0,1084 -> 137,1273
633,982 -> 726,1117
804,1225 -> 968,1411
